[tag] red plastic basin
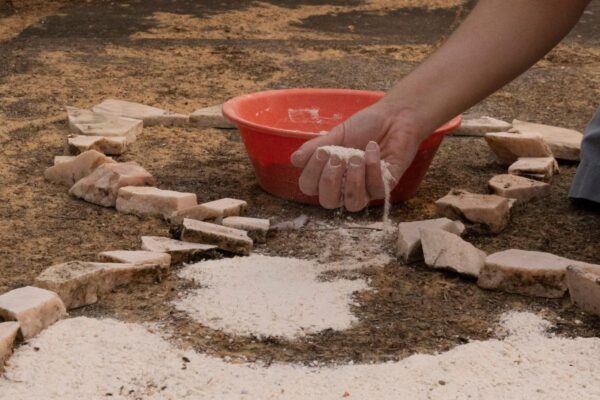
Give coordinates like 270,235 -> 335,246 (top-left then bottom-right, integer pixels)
222,88 -> 461,205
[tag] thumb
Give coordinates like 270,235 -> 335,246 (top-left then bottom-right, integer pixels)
290,122 -> 347,168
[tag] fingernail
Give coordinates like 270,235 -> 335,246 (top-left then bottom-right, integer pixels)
366,141 -> 378,152
316,148 -> 328,161
291,150 -> 304,164
329,154 -> 342,167
349,155 -> 363,167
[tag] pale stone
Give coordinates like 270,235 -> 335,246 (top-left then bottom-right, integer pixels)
566,265 -> 600,317
53,155 -> 75,165
44,150 -> 115,187
0,286 -> 66,340
189,104 -> 235,129
98,250 -> 171,269
92,99 -> 188,127
170,198 -> 248,224
488,174 -> 550,203
420,228 -> 485,277
512,119 -> 583,161
222,216 -> 270,243
67,135 -> 133,156
397,217 -> 466,263
66,106 -> 142,138
451,116 -> 512,137
0,321 -> 20,368
181,219 -> 253,256
116,186 -> 197,218
508,157 -> 559,180
484,132 -> 553,164
435,189 -> 512,233
69,162 -> 155,207
140,236 -> 218,265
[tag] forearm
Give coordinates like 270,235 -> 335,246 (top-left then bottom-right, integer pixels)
380,0 -> 590,139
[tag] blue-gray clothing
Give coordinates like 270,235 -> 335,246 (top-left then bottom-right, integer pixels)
570,108 -> 600,202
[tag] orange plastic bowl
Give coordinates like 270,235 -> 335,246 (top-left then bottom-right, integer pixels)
222,88 -> 461,205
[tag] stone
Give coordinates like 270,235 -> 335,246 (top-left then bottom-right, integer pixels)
435,189 -> 512,233
169,198 -> 248,224
222,216 -> 270,243
508,157 -> 559,180
141,236 -> 218,265
488,174 -> 550,203
0,286 -> 66,340
397,217 -> 466,263
98,250 -> 171,269
512,119 -> 583,161
484,131 -> 553,164
67,135 -> 133,156
92,99 -> 188,127
116,186 -> 197,218
189,104 -> 235,129
44,150 -> 115,187
451,116 -> 512,137
181,219 -> 253,256
478,249 -> 599,298
566,265 -> 600,317
53,155 -> 76,165
0,321 -> 20,368
69,162 -> 155,207
420,228 -> 486,277
66,106 -> 143,138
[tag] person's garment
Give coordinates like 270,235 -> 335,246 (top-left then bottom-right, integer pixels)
570,108 -> 600,203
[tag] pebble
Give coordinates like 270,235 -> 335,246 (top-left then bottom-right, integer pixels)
484,132 -> 552,164
181,219 -> 253,256
116,186 -> 197,218
44,150 -> 115,187
488,174 -> 550,203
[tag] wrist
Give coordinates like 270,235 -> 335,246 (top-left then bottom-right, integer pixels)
374,97 -> 433,142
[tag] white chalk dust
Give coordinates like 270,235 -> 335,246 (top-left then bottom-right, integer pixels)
2,312 -> 599,399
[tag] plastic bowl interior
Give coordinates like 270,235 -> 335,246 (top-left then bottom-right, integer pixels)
222,88 -> 461,205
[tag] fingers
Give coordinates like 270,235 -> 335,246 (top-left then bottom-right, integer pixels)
298,148 -> 329,196
319,154 -> 345,209
290,123 -> 346,168
344,155 -> 370,212
364,141 -> 386,200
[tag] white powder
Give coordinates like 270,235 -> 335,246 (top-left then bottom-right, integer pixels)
175,255 -> 368,338
2,312 -> 600,399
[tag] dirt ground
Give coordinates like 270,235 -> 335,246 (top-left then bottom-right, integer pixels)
1,0 -> 600,365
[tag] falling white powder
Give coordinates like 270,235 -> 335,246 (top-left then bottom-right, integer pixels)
2,312 -> 600,399
175,255 -> 368,338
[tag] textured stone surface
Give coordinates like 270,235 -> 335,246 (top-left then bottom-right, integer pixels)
435,189 -> 512,233
170,198 -> 248,224
66,106 -> 142,138
92,99 -> 188,127
397,217 -> 466,263
69,162 -> 155,207
189,104 -> 235,128
451,116 -> 512,137
421,228 -> 485,277
488,174 -> 550,203
116,186 -> 197,218
484,131 -> 552,164
222,216 -> 270,243
181,219 -> 253,255
512,119 -> 583,161
508,157 -> 559,180
0,321 -> 19,368
141,236 -> 218,265
567,265 -> 600,317
53,155 -> 76,165
44,150 -> 114,187
67,135 -> 133,156
98,250 -> 171,269
0,286 -> 66,340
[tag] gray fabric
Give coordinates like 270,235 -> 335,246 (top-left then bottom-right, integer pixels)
570,107 -> 600,203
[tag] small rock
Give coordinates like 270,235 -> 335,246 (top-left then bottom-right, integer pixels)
141,236 -> 218,265
181,219 -> 253,256
170,198 -> 248,224
566,265 -> 600,317
0,286 -> 66,340
66,106 -> 143,138
420,228 -> 485,277
512,119 -> 583,161
189,104 -> 235,129
92,99 -> 188,127
484,132 -> 552,164
98,250 -> 171,269
44,150 -> 115,187
0,321 -> 20,368
397,217 -> 466,263
451,116 -> 512,137
222,216 -> 270,243
116,186 -> 197,218
435,189 -> 513,233
53,155 -> 76,165
67,135 -> 133,155
69,162 -> 155,207
508,157 -> 559,180
488,174 -> 550,203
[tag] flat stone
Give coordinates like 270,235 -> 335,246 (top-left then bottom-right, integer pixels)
189,104 -> 235,129
44,150 -> 115,187
478,249 -> 598,298
92,99 -> 188,127
181,219 -> 253,256
222,216 -> 270,243
67,135 -> 133,156
484,132 -> 553,164
98,250 -> 171,269
451,116 -> 512,137
66,106 -> 143,138
53,155 -> 76,165
420,228 -> 485,277
435,189 -> 512,233
488,174 -> 550,203
508,157 -> 559,180
512,119 -> 583,161
566,265 -> 600,317
69,162 -> 155,207
397,217 -> 466,263
0,286 -> 66,340
140,236 -> 218,265
169,198 -> 248,224
116,186 -> 197,218
0,321 -> 20,368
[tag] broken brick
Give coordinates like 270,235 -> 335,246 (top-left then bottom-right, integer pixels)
566,265 -> 600,317
222,216 -> 270,243
0,321 -> 20,368
397,217 -> 465,263
181,219 -> 253,256
44,150 -> 115,187
508,157 -> 559,180
116,186 -> 197,218
451,116 -> 512,137
484,132 -> 553,164
512,119 -> 582,161
421,228 -> 485,277
92,99 -> 188,127
140,236 -> 218,265
66,106 -> 142,138
67,135 -> 133,156
488,174 -> 550,203
98,250 -> 171,270
189,104 -> 235,129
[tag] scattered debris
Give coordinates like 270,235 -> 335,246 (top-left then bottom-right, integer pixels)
53,155 -> 75,165
0,286 -> 66,340
92,99 -> 188,127
271,214 -> 309,231
420,228 -> 485,277
140,236 -> 218,265
566,265 -> 600,317
222,216 -> 270,243
452,116 -> 512,137
44,150 -> 114,187
397,217 -> 465,263
98,250 -> 171,269
484,132 -> 552,164
0,322 -> 19,368
189,104 -> 235,129
116,186 -> 197,218
488,174 -> 550,203
67,135 -> 133,156
181,219 -> 253,256
66,106 -> 142,138
508,157 -> 559,180
511,119 -> 583,161
69,162 -> 155,207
